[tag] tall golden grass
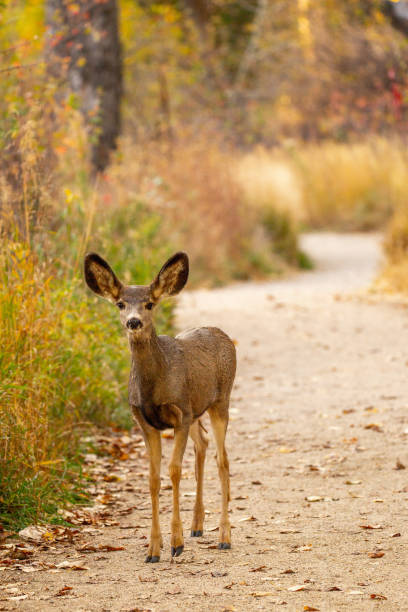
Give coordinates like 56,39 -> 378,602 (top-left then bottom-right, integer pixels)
98,133 -> 304,284
235,138 -> 408,232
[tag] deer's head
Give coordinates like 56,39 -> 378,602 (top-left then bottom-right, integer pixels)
84,252 -> 189,340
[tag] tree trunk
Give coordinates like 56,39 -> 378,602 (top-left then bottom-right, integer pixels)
46,0 -> 122,173
183,0 -> 211,41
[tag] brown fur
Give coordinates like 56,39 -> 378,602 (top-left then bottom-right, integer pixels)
84,251 -> 236,563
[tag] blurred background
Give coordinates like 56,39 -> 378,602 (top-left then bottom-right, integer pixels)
1,0 -> 408,529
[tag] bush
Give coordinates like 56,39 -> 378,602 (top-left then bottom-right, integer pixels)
0,228 -> 174,529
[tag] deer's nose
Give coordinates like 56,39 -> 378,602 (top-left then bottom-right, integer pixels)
126,317 -> 143,330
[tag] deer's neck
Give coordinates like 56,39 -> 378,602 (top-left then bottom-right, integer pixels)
128,329 -> 166,401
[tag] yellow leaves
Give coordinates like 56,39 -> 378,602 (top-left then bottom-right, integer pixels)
64,188 -> 75,204
67,3 -> 80,15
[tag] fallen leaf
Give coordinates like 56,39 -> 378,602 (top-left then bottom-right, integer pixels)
96,494 -> 114,505
345,480 -> 362,485
249,565 -> 266,572
103,474 -> 120,482
55,586 -> 73,597
281,569 -> 296,574
364,406 -> 378,413
304,607 -> 320,611
238,516 -> 257,522
359,524 -> 383,530
370,594 -> 387,600
288,585 -> 306,592
368,552 -> 384,558
18,525 -> 47,543
364,423 -> 383,433
98,545 -> 125,552
139,575 -> 159,583
251,592 -> 274,597
166,587 -> 181,595
251,480 -> 262,485
395,459 -> 406,470
305,496 -> 322,502
56,561 -> 89,570
391,532 -> 401,537
328,586 -> 342,591
77,544 -> 97,552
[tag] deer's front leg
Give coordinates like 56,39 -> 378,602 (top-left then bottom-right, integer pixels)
169,423 -> 189,557
139,423 -> 162,563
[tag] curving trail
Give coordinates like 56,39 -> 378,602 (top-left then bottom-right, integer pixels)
7,232 -> 408,611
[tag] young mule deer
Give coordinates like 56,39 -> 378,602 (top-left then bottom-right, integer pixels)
84,252 -> 236,562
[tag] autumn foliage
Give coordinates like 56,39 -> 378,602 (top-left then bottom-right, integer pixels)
2,0 -> 408,528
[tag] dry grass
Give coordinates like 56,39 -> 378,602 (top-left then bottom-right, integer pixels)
234,138 -> 408,232
378,208 -> 408,293
101,134 -> 303,284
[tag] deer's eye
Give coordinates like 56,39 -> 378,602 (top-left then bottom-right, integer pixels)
117,301 -> 126,310
145,301 -> 154,310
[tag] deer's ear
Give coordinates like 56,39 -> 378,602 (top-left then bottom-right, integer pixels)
150,252 -> 189,300
84,253 -> 123,302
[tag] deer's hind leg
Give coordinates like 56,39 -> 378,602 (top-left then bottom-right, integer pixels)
189,419 -> 209,537
208,402 -> 231,549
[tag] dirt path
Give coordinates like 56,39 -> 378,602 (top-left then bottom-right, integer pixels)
4,232 -> 408,611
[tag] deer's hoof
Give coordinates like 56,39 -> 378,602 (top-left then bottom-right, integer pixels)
191,530 -> 203,537
218,542 -> 231,550
145,555 -> 160,563
171,545 -> 184,557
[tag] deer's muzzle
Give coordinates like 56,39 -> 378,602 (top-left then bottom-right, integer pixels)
126,317 -> 143,330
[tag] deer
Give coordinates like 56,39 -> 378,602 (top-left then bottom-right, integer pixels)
84,251 -> 236,563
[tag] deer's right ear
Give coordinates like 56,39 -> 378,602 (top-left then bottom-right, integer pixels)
84,253 -> 123,302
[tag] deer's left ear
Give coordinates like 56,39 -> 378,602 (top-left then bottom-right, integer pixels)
150,252 -> 189,300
